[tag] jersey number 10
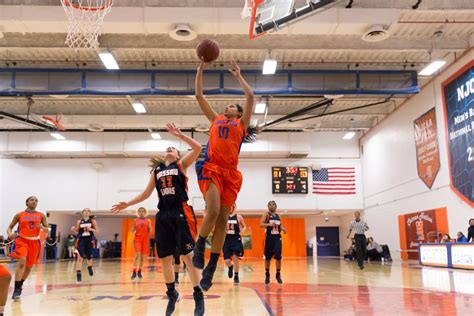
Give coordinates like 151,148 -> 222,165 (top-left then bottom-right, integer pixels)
218,126 -> 230,140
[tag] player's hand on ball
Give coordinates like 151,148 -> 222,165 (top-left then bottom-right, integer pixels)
111,202 -> 128,214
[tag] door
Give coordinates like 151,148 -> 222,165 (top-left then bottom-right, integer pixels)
316,227 -> 340,256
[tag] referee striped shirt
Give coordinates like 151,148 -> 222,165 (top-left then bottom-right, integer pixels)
351,220 -> 369,235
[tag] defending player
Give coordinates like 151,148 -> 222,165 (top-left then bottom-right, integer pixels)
193,59 -> 254,291
112,122 -> 205,316
7,196 -> 49,300
223,204 -> 246,285
131,207 -> 152,280
71,208 -> 99,283
260,200 -> 287,285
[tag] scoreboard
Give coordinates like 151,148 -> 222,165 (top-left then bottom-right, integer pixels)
272,167 -> 308,194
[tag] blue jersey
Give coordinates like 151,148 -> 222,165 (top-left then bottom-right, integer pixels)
265,212 -> 281,236
226,214 -> 241,239
78,218 -> 94,238
154,162 -> 189,210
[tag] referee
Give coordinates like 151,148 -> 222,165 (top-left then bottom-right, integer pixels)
346,211 -> 369,270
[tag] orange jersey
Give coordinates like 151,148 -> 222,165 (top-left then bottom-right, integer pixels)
18,211 -> 43,238
206,115 -> 246,169
135,218 -> 150,237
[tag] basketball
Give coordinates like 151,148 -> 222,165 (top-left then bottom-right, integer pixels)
196,39 -> 220,63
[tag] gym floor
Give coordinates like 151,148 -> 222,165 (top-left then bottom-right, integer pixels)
4,257 -> 474,315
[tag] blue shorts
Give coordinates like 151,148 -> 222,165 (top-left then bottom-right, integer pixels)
223,237 -> 244,260
264,235 -> 282,260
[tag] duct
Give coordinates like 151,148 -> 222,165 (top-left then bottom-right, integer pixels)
0,68 -> 419,96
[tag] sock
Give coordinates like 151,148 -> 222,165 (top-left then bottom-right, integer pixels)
166,282 -> 175,292
175,272 -> 179,278
276,269 -> 281,275
234,272 -> 239,277
76,270 -> 81,274
196,235 -> 206,247
138,268 -> 142,273
133,268 -> 137,273
265,269 -> 269,275
14,281 -> 21,290
193,286 -> 202,294
20,279 -> 25,287
209,253 -> 220,266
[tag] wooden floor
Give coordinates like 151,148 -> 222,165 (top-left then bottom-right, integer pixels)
3,257 -> 474,315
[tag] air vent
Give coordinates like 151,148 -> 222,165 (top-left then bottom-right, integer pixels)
361,25 -> 390,42
287,152 -> 308,159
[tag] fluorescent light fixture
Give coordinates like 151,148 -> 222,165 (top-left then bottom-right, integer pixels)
150,132 -> 161,140
50,132 -> 65,140
419,60 -> 446,76
343,132 -> 356,140
262,59 -> 277,75
98,52 -> 119,70
254,102 -> 267,114
132,102 -> 146,113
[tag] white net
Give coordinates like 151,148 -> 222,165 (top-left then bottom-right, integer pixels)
61,0 -> 113,49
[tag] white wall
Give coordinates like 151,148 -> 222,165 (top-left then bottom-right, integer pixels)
0,156 -> 363,232
360,50 -> 474,259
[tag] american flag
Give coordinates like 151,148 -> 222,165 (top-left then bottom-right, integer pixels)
312,167 -> 356,195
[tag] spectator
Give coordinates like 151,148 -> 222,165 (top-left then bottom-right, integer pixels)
468,219 -> 474,242
344,238 -> 356,261
457,232 -> 468,243
440,234 -> 452,243
114,233 -> 119,242
367,237 -> 383,261
66,234 -> 76,259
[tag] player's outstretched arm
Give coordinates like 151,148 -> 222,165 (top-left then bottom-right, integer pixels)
111,173 -> 155,214
195,60 -> 218,123
229,59 -> 254,128
166,122 -> 202,171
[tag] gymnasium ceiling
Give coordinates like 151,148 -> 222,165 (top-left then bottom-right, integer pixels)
0,0 -> 473,133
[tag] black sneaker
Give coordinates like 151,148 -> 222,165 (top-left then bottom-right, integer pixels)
265,273 -> 270,285
137,270 -> 143,279
165,290 -> 180,316
200,264 -> 216,292
227,265 -> 234,279
131,271 -> 137,280
359,265 -> 364,270
11,287 -> 22,300
234,274 -> 240,285
76,272 -> 82,284
276,273 -> 283,285
192,242 -> 205,269
88,266 -> 94,277
193,291 -> 205,316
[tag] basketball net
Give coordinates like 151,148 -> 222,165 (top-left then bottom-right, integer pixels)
61,0 -> 113,49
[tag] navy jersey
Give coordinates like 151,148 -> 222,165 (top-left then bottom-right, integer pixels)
78,218 -> 94,238
226,214 -> 241,238
154,162 -> 189,210
265,212 -> 281,236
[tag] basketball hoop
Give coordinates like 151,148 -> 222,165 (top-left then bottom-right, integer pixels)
61,0 -> 113,49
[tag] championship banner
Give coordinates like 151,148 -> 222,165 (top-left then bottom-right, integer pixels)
413,108 -> 440,188
441,60 -> 474,207
397,208 -> 448,260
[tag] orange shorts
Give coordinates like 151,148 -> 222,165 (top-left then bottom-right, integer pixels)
197,162 -> 243,207
134,235 -> 150,255
9,237 -> 41,268
0,265 -> 10,277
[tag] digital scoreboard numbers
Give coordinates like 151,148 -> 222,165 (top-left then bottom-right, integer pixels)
272,167 -> 308,194
442,61 -> 474,207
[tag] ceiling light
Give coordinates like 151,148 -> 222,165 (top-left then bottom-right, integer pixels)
150,132 -> 161,140
50,132 -> 66,140
132,102 -> 146,114
343,132 -> 356,140
419,60 -> 446,76
98,52 -> 120,70
254,102 -> 267,114
262,59 -> 277,75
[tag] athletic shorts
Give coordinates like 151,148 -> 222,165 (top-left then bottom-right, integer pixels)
264,235 -> 282,260
196,162 -> 243,207
134,235 -> 150,255
9,237 -> 41,268
0,265 -> 11,277
155,203 -> 197,259
77,237 -> 93,260
223,237 -> 244,260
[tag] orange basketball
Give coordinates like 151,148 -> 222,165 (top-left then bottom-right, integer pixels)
196,39 -> 220,63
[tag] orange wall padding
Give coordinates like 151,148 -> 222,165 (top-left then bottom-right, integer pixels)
121,216 -> 306,258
